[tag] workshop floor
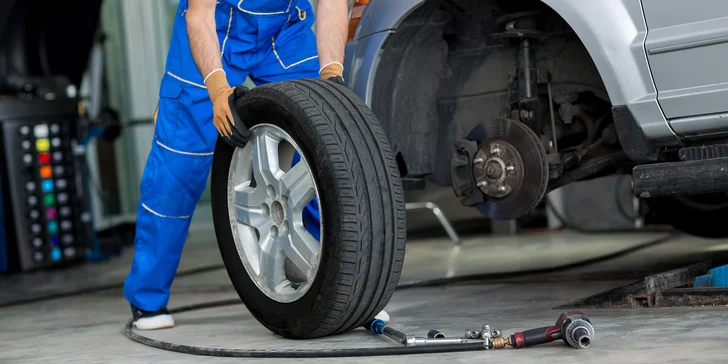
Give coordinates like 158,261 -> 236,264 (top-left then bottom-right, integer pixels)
3,226 -> 728,364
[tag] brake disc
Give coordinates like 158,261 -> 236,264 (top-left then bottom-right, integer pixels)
465,118 -> 549,220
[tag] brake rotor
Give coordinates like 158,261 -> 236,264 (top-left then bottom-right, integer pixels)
465,118 -> 548,220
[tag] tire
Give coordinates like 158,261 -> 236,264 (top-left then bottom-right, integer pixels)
211,78 -> 407,339
645,193 -> 728,238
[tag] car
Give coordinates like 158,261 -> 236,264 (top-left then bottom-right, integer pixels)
342,0 -> 728,238
211,0 -> 728,340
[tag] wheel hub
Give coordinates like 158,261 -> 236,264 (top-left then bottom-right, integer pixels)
485,160 -> 503,180
227,124 -> 322,303
451,118 -> 549,220
473,141 -> 523,199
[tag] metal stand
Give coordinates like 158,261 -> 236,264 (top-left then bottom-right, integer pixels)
406,202 -> 461,246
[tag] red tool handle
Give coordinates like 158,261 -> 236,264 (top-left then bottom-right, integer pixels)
510,326 -> 562,348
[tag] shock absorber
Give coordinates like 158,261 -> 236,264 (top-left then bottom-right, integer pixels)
491,11 -> 548,133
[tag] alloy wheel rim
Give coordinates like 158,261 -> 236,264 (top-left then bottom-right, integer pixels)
227,124 -> 322,303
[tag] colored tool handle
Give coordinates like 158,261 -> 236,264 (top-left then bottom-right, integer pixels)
510,326 -> 561,348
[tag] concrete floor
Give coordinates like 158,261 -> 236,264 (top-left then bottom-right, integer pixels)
3,227 -> 728,363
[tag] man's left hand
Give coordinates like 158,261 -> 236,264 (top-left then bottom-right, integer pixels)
327,76 -> 345,85
320,62 -> 344,84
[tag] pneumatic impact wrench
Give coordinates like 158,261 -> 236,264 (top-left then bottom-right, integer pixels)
502,312 -> 595,349
365,312 -> 594,350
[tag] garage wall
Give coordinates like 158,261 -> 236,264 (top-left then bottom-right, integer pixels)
99,0 -> 175,218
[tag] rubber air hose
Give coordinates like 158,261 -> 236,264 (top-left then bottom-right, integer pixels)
125,300 -> 485,358
124,233 -> 680,357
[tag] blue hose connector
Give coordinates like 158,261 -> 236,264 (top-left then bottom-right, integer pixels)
368,319 -> 387,335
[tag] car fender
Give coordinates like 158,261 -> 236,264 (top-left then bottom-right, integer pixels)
532,0 -> 674,139
346,0 -> 676,140
354,0 -> 425,40
345,0 -> 426,107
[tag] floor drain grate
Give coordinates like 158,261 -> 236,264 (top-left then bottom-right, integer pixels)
556,261 -> 728,309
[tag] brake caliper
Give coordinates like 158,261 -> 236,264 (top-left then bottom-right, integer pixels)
451,139 -> 483,207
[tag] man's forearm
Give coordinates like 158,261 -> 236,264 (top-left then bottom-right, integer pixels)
315,0 -> 349,74
186,0 -> 224,81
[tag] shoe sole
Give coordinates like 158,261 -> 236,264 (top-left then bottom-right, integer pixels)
132,314 -> 175,330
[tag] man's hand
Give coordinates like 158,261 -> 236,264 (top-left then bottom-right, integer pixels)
315,0 -> 349,82
212,89 -> 235,136
207,70 -> 235,137
320,63 -> 345,85
326,75 -> 345,85
187,0 -> 235,137
320,62 -> 343,80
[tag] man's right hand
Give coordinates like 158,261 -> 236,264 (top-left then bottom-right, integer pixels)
205,69 -> 235,137
187,0 -> 233,136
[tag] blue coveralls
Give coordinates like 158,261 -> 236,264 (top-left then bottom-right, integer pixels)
124,0 -> 322,312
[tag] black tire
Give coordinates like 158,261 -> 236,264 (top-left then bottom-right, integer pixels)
645,193 -> 728,238
211,79 -> 407,339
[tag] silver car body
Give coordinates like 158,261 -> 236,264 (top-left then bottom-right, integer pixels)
344,0 -> 728,142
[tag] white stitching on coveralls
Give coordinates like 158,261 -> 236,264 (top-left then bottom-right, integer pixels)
142,203 -> 191,219
220,8 -> 233,57
166,72 -> 207,89
237,0 -> 293,15
271,37 -> 319,70
156,140 -> 215,156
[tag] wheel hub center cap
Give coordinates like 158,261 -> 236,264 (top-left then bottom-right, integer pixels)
485,160 -> 504,180
271,200 -> 285,225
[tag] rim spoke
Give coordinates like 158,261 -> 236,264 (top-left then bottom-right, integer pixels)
282,226 -> 318,276
234,204 -> 269,230
251,133 -> 281,186
235,186 -> 266,207
259,243 -> 287,290
284,162 -> 315,212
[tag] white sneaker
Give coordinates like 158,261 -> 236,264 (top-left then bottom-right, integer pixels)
375,310 -> 390,323
131,305 -> 175,330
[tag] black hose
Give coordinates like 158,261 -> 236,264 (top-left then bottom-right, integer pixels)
0,214 -> 669,309
39,16 -> 52,77
397,232 -> 678,289
123,232 -> 679,358
128,332 -> 483,357
0,264 -> 225,309
545,199 -> 672,234
125,313 -> 484,358
2,214 -> 674,310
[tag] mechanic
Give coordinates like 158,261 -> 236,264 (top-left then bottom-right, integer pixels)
123,0 -> 389,330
